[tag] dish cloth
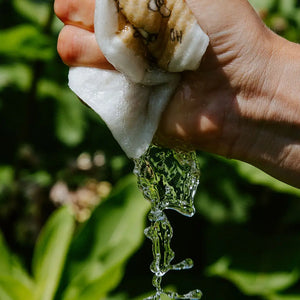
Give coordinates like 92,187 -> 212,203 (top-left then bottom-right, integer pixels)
68,0 -> 209,158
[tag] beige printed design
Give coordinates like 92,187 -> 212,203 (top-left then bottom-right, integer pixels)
148,0 -> 171,18
114,0 -> 196,71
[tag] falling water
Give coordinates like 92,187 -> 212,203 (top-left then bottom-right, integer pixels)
133,144 -> 202,300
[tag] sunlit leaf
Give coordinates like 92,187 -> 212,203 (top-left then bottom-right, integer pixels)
32,206 -> 75,300
13,0 -> 51,26
0,276 -> 34,300
249,0 -> 276,10
63,263 -> 124,300
279,0 -> 297,16
268,293 -> 300,300
231,160 -> 300,196
0,166 -> 14,188
60,175 -> 150,300
0,230 -> 34,289
0,64 -> 31,91
0,25 -> 54,61
105,294 -> 128,300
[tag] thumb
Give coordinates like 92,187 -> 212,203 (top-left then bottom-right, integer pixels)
185,0 -> 261,37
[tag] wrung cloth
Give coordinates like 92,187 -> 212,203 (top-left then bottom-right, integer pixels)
68,0 -> 209,158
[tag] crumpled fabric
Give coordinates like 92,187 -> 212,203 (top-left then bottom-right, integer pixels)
68,0 -> 209,158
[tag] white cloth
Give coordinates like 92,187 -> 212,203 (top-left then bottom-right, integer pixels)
68,0 -> 209,158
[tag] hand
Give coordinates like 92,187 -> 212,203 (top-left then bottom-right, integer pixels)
157,0 -> 273,154
55,0 -> 300,188
55,0 -> 112,69
54,0 -> 266,154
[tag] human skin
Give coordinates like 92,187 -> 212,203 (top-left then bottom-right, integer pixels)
54,0 -> 300,188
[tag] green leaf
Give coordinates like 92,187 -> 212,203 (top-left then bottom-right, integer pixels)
208,257 -> 298,296
0,230 -> 34,289
63,264 -> 124,300
268,294 -> 300,300
0,166 -> 14,188
105,295 -> 128,300
13,0 -> 51,26
23,170 -> 52,187
249,0 -> 276,11
38,80 -> 86,146
0,276 -> 34,300
279,0 -> 297,16
60,175 -> 150,300
196,176 -> 253,224
0,64 -> 31,91
231,160 -> 300,196
32,206 -> 75,300
0,25 -> 54,61
206,227 -> 300,296
55,92 -> 87,147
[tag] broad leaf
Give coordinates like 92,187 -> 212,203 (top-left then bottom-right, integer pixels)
196,176 -> 253,224
63,263 -> 124,300
231,160 -> 300,196
249,0 -> 276,10
0,25 -> 54,61
0,64 -> 31,91
268,294 -> 300,300
55,90 -> 87,147
0,276 -> 34,300
38,80 -> 86,146
105,294 -> 128,300
279,0 -> 297,16
32,206 -> 75,300
208,257 -> 298,296
206,226 -> 300,296
13,0 -> 51,26
0,231 -> 33,289
60,175 -> 150,300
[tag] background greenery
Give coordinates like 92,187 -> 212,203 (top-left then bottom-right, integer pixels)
1,0 -> 300,299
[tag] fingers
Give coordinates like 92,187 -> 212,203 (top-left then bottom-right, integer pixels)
54,0 -> 95,31
55,0 -> 114,69
57,25 -> 113,69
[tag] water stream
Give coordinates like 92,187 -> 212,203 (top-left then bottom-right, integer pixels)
134,144 -> 202,300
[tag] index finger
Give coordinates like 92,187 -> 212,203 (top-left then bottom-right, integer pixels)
54,0 -> 95,31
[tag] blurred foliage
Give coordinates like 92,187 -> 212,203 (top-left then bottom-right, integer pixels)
0,0 -> 300,299
0,177 -> 149,300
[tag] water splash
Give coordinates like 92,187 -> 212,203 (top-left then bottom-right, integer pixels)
134,144 -> 202,299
